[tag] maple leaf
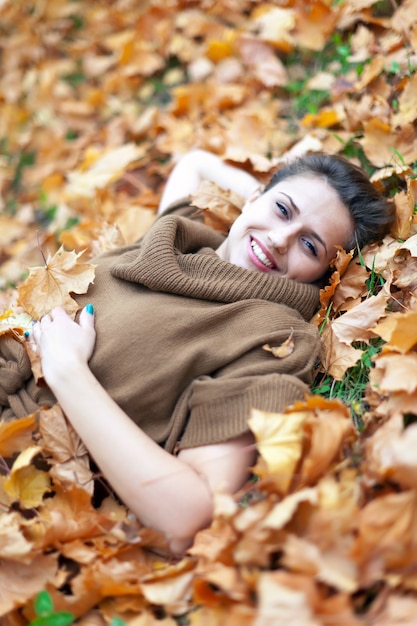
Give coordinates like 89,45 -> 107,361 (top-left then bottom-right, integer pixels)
4,446 -> 51,509
190,180 -> 244,234
248,408 -> 307,494
17,246 -> 96,319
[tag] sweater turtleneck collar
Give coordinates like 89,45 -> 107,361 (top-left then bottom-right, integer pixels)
110,215 -> 320,321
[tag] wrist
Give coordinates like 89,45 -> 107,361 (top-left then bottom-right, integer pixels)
42,357 -> 91,394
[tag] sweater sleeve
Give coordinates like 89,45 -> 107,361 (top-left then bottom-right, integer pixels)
165,316 -> 321,452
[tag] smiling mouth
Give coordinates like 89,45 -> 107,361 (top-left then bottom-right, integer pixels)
250,239 -> 277,270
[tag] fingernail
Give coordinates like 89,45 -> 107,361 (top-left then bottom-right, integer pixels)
24,330 -> 30,339
86,304 -> 94,315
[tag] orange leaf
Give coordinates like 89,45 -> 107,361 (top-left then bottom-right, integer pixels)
17,246 -> 96,319
0,413 -> 37,458
373,310 -> 417,353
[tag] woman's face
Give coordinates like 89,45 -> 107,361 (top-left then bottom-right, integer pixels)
216,174 -> 354,283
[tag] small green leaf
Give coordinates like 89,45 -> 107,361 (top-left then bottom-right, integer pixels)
110,618 -> 127,626
45,613 -> 75,626
34,591 -> 53,618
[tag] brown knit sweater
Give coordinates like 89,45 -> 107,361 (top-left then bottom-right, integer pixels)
73,213 -> 321,453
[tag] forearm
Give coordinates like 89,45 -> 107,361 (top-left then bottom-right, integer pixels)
47,364 -> 214,553
158,149 -> 259,214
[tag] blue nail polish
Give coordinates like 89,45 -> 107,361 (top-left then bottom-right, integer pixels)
86,303 -> 94,315
24,330 -> 30,338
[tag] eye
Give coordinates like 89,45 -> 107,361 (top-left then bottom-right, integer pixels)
302,238 -> 318,257
276,202 -> 289,218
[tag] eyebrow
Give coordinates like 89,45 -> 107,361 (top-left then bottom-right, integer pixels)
280,192 -> 328,254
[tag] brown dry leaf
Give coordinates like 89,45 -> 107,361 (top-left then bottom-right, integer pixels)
251,5 -> 295,52
235,34 -> 288,87
331,288 -> 389,345
4,446 -> 51,509
373,310 -> 417,353
354,55 -> 385,91
248,408 -> 307,494
0,553 -> 57,617
38,404 -> 89,463
0,511 -> 34,563
360,236 -> 403,277
361,119 -> 417,167
281,534 -> 359,593
392,72 -> 417,127
0,413 -> 36,458
262,330 -> 294,358
255,571 -> 320,626
262,487 -> 318,530
139,558 -> 196,614
392,188 -> 415,241
30,483 -> 109,548
331,261 -> 370,314
17,246 -> 96,319
190,180 -> 244,234
366,416 -> 417,490
293,0 -> 339,51
371,351 -> 417,394
313,248 -> 354,327
320,324 -> 363,380
296,404 -> 355,489
369,593 -> 417,626
352,490 -> 417,583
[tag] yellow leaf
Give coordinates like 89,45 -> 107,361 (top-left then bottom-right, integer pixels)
65,143 -> 144,198
17,246 -> 96,319
5,446 -> 51,508
248,408 -> 307,494
0,310 -> 33,338
263,331 -> 294,358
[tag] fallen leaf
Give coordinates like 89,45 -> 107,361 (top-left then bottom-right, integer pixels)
248,408 -> 307,494
17,246 -> 96,319
262,331 -> 294,358
373,310 -> 417,353
4,446 -> 51,508
0,413 -> 37,458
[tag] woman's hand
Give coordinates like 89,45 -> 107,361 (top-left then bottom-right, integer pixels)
32,305 -> 96,388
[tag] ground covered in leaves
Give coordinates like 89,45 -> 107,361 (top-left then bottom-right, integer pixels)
1,0 -> 417,624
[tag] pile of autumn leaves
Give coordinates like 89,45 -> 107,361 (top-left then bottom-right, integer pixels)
3,238 -> 417,624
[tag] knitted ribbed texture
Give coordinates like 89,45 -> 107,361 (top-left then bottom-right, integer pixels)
0,336 -> 55,422
75,214 -> 321,453
111,216 -> 320,321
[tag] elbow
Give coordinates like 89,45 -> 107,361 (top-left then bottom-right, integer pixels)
165,506 -> 214,556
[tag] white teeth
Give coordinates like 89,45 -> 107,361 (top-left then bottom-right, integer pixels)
251,240 -> 274,268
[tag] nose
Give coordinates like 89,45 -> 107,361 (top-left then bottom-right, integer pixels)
267,228 -> 292,253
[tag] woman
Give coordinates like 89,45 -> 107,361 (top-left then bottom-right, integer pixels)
25,150 -> 392,553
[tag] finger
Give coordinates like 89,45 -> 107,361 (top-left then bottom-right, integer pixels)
40,314 -> 52,328
50,306 -> 69,319
79,304 -> 95,329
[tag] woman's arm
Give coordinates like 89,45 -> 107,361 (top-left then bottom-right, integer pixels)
33,307 -> 255,554
158,149 -> 260,214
